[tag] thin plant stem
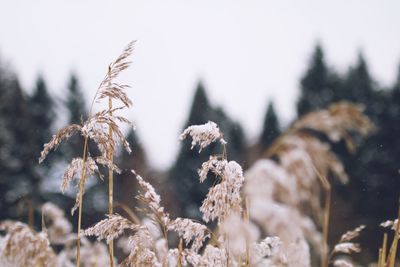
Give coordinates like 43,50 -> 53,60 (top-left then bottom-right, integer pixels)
114,202 -> 141,224
244,197 -> 250,267
322,185 -> 331,267
28,200 -> 34,229
178,238 -> 183,267
76,136 -> 89,267
380,233 -> 388,267
108,97 -> 115,267
386,205 -> 400,267
312,166 -> 331,267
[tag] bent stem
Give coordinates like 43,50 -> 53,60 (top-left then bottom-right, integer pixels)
244,198 -> 250,267
108,97 -> 115,267
178,238 -> 183,267
313,166 -> 331,267
76,136 -> 89,267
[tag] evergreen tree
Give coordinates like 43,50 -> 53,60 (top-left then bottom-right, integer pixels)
0,62 -> 35,220
353,63 -> 400,221
259,101 -> 281,151
297,44 -> 340,116
341,53 -> 375,105
24,75 -> 57,222
115,129 -> 149,210
63,74 -> 88,158
30,75 -> 56,155
66,73 -> 87,124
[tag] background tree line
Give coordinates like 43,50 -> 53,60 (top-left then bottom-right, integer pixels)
0,44 -> 400,261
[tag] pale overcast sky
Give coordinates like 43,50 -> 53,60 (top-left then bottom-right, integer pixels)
1,1 -> 399,168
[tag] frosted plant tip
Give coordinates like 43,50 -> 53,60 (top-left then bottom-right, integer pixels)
179,121 -> 227,152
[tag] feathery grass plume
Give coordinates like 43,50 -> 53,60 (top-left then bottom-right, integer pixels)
332,243 -> 361,254
0,221 -> 57,267
260,102 -> 373,266
180,120 -> 227,152
119,228 -> 160,267
251,236 -> 287,266
219,212 -> 259,259
267,102 -> 374,212
180,122 -> 245,224
134,172 -> 171,229
198,157 -> 245,223
134,172 -> 212,254
39,41 -> 136,267
83,213 -> 159,266
54,236 -> 114,267
61,157 -> 99,193
42,202 -> 73,244
328,225 -> 365,267
291,102 -> 374,152
84,214 -> 138,244
80,241 -> 113,267
380,219 -> 398,230
95,41 -> 135,109
244,159 -> 322,256
39,124 -> 82,163
42,202 -> 116,266
339,225 -> 365,243
81,108 -> 134,158
167,218 -> 210,253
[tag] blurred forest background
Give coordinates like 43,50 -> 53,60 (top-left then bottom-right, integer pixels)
1,43 -> 400,262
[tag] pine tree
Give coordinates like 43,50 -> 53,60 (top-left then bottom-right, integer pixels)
24,75 -> 56,222
0,61 -> 35,220
333,54 -> 397,240
297,44 -> 340,116
259,101 -> 281,152
66,73 -> 87,124
63,74 -> 88,159
114,129 -> 149,210
30,75 -> 56,154
342,53 -> 375,105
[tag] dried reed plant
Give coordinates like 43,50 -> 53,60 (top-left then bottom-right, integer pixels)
0,220 -> 57,267
80,120 -> 293,267
0,39 -> 388,267
248,101 -> 374,266
39,41 -> 136,267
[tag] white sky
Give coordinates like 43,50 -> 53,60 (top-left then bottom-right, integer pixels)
1,1 -> 400,169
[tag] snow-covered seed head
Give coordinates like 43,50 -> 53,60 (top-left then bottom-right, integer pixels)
84,214 -> 137,244
180,121 -> 227,152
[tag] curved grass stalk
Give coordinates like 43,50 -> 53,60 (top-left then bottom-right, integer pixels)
76,136 -> 89,267
108,97 -> 115,267
313,166 -> 331,267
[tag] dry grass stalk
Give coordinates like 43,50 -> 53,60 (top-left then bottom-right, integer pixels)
379,233 -> 388,266
108,96 -> 115,266
1,70 -> 379,267
257,102 -> 374,265
39,41 -> 135,267
0,221 -> 57,267
76,137 -> 89,267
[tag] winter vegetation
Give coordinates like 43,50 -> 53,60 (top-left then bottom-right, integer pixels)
0,41 -> 400,267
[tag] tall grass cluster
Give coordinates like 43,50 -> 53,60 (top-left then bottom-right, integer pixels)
0,42 -> 399,267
